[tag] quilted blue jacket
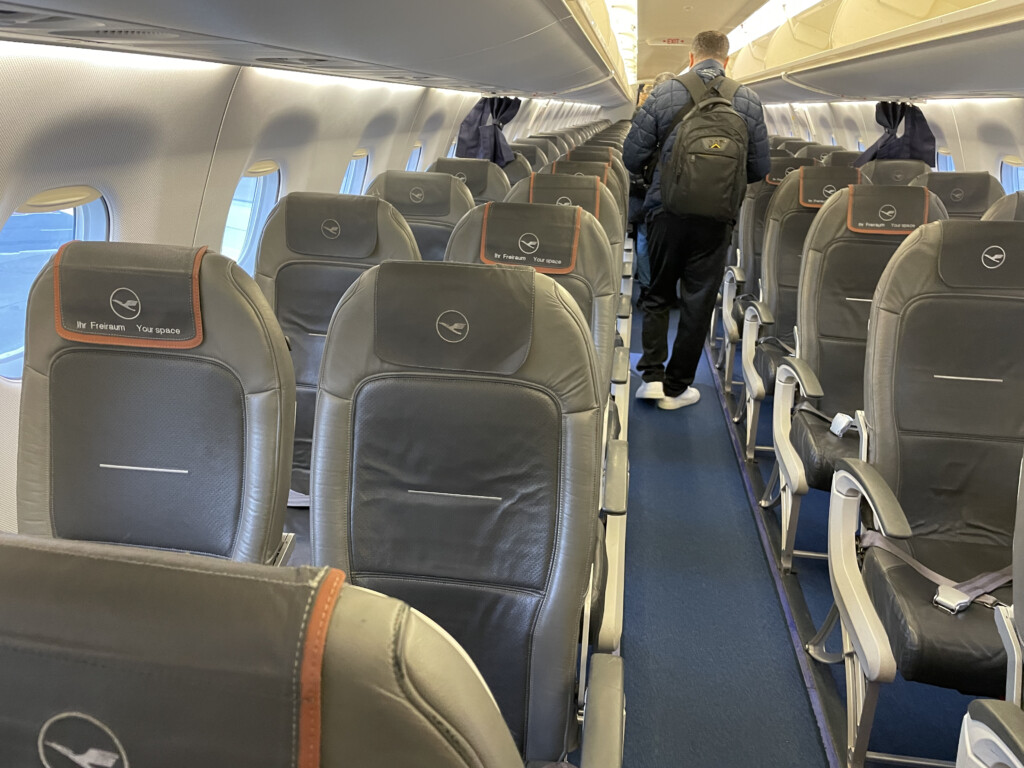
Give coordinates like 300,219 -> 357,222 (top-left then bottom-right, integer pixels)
623,59 -> 771,215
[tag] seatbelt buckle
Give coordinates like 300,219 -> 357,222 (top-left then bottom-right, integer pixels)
933,585 -> 972,615
830,412 -> 856,437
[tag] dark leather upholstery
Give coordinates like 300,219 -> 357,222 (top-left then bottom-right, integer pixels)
752,337 -> 790,398
982,191 -> 1024,221
909,171 -> 1005,219
506,172 -> 623,253
565,146 -> 629,209
503,153 -> 534,188
517,136 -> 561,163
534,133 -> 571,155
862,219 -> 1024,695
366,171 -> 475,261
860,159 -> 931,185
797,184 -> 947,416
542,159 -> 626,230
311,262 -> 602,761
770,147 -> 794,157
19,243 -> 295,563
795,143 -> 843,163
823,150 -> 861,167
510,142 -> 551,171
779,139 -> 813,154
427,157 -> 512,204
790,410 -> 859,490
0,534 -> 524,768
254,193 -> 420,494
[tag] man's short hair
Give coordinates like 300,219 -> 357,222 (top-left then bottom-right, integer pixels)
653,71 -> 675,86
691,30 -> 730,62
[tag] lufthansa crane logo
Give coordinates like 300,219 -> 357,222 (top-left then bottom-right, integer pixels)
878,204 -> 898,222
39,712 -> 128,768
409,186 -> 425,204
950,188 -> 965,203
556,196 -> 573,206
455,172 -> 467,183
891,172 -> 905,182
436,310 -> 469,343
321,219 -> 341,239
785,166 -> 796,175
518,232 -> 540,255
823,184 -> 837,197
109,288 -> 141,321
982,245 -> 1006,269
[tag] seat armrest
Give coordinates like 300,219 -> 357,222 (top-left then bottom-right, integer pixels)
616,294 -> 631,320
611,346 -> 629,385
580,654 -> 625,768
741,301 -> 774,400
724,264 -> 746,285
965,700 -> 1024,763
834,459 -> 912,539
776,359 -> 824,399
743,300 -> 774,327
601,440 -> 628,516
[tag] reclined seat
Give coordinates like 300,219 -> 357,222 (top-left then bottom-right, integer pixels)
366,171 -> 475,261
909,171 -> 1005,219
718,156 -> 815,390
426,157 -> 511,204
254,193 -> 420,495
502,152 -> 534,188
823,150 -> 861,166
310,261 -> 622,761
542,159 -> 626,232
18,242 -> 295,564
773,184 -> 946,571
510,142 -> 550,171
517,136 -> 562,162
984,191 -> 1024,221
859,158 -> 931,185
826,218 -> 1024,768
740,164 -> 862,458
0,534 -> 622,767
795,143 -> 845,163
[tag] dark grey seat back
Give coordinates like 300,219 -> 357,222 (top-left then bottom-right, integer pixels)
366,171 -> 475,261
761,165 -> 863,344
18,242 -> 295,563
779,139 -> 813,154
770,147 -> 794,157
860,158 -> 931,185
502,153 -> 534,188
566,146 -> 629,206
517,136 -> 561,162
254,193 -> 420,493
445,201 -> 617,388
0,535 -> 523,768
510,142 -> 550,171
798,184 -> 947,415
311,261 -> 602,760
427,157 -> 511,204
738,156 -> 816,289
505,172 -> 623,253
543,159 -> 626,230
824,150 -> 862,166
535,133 -> 571,155
984,191 -> 1024,221
769,135 -> 789,149
909,171 -> 1006,219
795,143 -> 844,163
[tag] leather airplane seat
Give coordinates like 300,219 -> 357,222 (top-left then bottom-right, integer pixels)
427,157 -> 512,204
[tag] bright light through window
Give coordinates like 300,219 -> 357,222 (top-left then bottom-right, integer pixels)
1000,158 -> 1024,193
221,166 -> 281,274
0,195 -> 108,379
447,140 -> 458,159
341,151 -> 370,194
728,0 -> 823,53
406,144 -> 423,172
937,150 -> 956,172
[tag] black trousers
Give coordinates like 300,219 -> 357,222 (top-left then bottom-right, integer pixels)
638,211 -> 731,397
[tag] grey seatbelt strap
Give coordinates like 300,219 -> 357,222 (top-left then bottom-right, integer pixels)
758,336 -> 796,355
860,530 -> 1011,614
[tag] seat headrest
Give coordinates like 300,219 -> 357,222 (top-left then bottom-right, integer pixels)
795,144 -> 841,163
823,150 -> 862,167
477,201 -> 581,274
936,220 -> 1024,289
566,146 -> 621,162
52,241 -> 205,349
765,156 -> 816,185
283,192 -> 382,258
428,158 -> 504,198
860,159 -> 931,185
546,160 -> 610,186
798,166 -> 862,208
510,143 -> 549,170
518,172 -> 605,217
983,191 -> 1024,221
769,147 -> 794,157
366,170 -> 474,219
846,184 -> 932,235
909,172 -> 1005,218
373,260 -> 535,374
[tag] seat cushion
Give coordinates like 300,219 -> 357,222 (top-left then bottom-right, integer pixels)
790,410 -> 859,490
753,338 -> 789,396
863,537 -> 1010,696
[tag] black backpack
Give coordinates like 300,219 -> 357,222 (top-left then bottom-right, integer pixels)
660,71 -> 749,223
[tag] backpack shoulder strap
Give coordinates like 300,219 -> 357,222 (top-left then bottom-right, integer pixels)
661,73 -> 703,143
711,76 -> 742,103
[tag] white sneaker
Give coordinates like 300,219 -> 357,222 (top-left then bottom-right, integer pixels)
635,380 -> 664,400
658,387 -> 701,410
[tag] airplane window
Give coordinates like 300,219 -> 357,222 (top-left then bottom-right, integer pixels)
857,139 -> 865,151
1000,157 -> 1024,193
0,188 -> 108,379
221,160 -> 281,274
447,139 -> 458,158
405,144 -> 423,172
937,150 -> 956,172
340,150 -> 370,194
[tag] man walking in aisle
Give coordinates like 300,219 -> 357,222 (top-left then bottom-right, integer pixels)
623,30 -> 770,409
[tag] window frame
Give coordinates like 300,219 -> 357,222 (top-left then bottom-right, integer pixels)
221,161 -> 282,274
340,150 -> 370,195
937,149 -> 956,172
405,143 -> 423,172
1000,156 -> 1024,193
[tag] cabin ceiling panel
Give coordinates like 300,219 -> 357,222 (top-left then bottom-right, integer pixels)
0,0 -> 631,105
